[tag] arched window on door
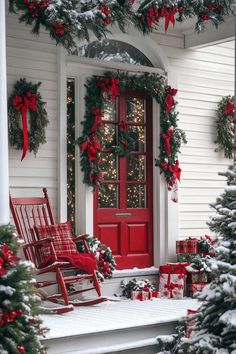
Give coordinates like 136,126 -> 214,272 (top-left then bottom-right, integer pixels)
72,39 -> 153,67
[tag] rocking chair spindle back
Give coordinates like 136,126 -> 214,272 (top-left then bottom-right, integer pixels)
9,188 -> 107,309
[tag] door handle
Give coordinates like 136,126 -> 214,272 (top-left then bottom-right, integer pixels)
115,213 -> 132,217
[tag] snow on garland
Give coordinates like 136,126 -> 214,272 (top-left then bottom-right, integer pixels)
9,0 -> 234,52
77,235 -> 116,280
76,71 -> 187,202
8,78 -> 49,161
215,95 -> 236,159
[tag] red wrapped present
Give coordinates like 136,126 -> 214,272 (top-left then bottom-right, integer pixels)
159,263 -> 186,299
131,291 -> 149,301
149,290 -> 160,299
131,290 -> 160,300
187,283 -> 207,297
176,238 -> 199,254
186,309 -> 197,337
186,270 -> 209,284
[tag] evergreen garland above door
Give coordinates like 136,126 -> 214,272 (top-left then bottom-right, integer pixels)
76,71 -> 187,202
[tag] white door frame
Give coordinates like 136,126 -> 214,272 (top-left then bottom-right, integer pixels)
57,37 -> 179,266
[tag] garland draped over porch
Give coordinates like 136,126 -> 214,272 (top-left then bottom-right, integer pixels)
76,71 -> 187,200
9,0 -> 234,51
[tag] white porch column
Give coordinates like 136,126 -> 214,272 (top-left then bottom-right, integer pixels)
0,1 -> 9,225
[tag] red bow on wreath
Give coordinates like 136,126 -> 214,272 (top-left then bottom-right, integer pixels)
13,92 -> 37,161
223,100 -> 236,117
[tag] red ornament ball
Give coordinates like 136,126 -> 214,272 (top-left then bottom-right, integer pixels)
17,346 -> 26,354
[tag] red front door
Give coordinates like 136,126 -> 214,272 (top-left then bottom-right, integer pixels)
94,90 -> 153,269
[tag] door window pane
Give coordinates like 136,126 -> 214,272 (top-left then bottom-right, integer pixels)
101,123 -> 116,149
127,155 -> 145,181
100,153 -> 117,180
127,98 -> 145,123
128,126 -> 145,152
127,184 -> 146,208
103,100 -> 117,122
98,184 -> 118,208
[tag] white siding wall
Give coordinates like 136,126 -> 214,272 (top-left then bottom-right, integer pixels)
151,32 -> 234,239
6,15 -> 58,216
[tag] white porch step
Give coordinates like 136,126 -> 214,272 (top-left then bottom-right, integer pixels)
100,267 -> 159,297
41,298 -> 199,354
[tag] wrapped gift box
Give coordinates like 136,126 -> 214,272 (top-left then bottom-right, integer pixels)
177,253 -> 197,263
187,283 -> 207,297
131,290 -> 159,301
176,238 -> 199,254
186,270 -> 209,284
159,263 -> 186,299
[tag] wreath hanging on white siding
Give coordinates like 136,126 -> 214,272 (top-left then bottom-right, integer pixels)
8,78 -> 49,161
215,96 -> 235,159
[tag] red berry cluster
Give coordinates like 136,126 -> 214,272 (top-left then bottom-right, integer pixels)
0,309 -> 23,327
23,0 -> 49,18
0,244 -> 19,276
52,23 -> 66,36
200,4 -> 223,20
97,252 -> 111,277
99,6 -> 112,25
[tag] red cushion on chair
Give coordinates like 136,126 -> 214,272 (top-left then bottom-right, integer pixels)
35,221 -> 77,257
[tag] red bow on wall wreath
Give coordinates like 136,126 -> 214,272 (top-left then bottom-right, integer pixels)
8,78 -> 49,161
9,0 -> 234,52
215,95 -> 236,159
76,71 -> 187,202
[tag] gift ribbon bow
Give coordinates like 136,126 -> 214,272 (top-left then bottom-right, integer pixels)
162,128 -> 174,156
13,92 -> 37,161
223,99 -> 235,117
97,77 -> 120,101
165,87 -> 177,114
164,273 -> 183,298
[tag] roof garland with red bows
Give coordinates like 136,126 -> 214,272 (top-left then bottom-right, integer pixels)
215,95 -> 236,159
9,0 -> 234,52
76,71 -> 187,198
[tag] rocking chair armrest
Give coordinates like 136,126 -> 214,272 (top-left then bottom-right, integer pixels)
74,234 -> 90,242
22,237 -> 54,249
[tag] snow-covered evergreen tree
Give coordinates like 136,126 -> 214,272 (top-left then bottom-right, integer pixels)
0,224 -> 46,354
156,165 -> 236,354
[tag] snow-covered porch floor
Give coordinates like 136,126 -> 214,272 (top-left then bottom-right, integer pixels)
41,298 -> 199,354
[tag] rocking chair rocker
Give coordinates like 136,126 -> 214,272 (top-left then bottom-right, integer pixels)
9,188 -> 107,313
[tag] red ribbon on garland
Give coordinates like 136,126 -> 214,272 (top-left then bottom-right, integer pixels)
223,99 -> 235,117
165,87 -> 177,114
13,92 -> 37,161
97,77 -> 120,101
161,6 -> 177,31
90,108 -> 103,132
161,159 -> 181,185
81,136 -> 101,161
162,128 -> 174,156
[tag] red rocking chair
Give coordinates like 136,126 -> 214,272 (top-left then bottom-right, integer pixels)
10,188 -> 107,313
